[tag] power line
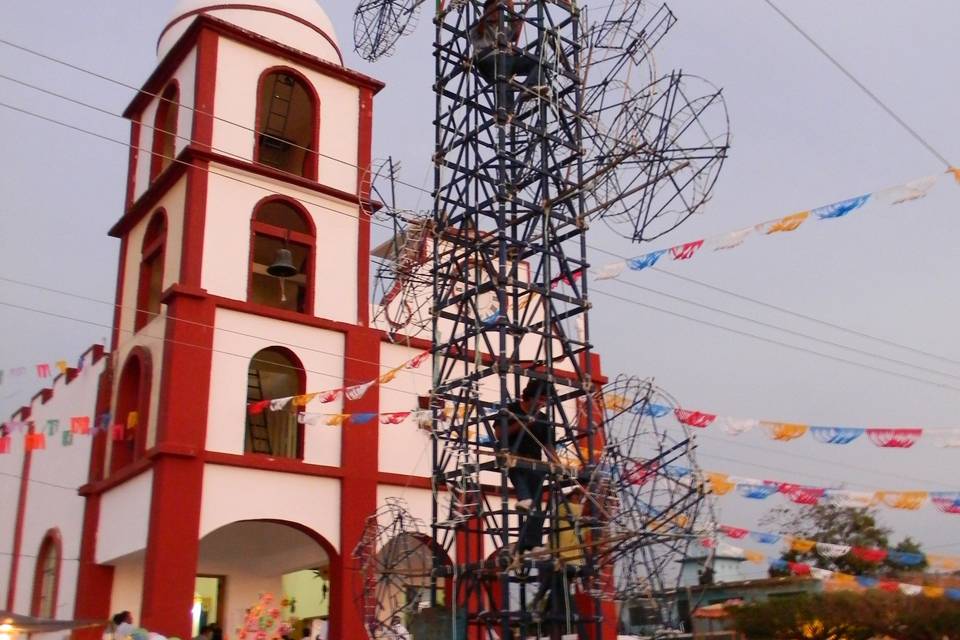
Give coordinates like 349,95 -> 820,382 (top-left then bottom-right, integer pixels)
5,44 -> 956,377
589,284 -> 960,394
4,98 -> 960,395
762,0 -> 953,168
588,241 -> 960,369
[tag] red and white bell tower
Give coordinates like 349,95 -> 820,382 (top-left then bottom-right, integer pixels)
74,3 -> 391,639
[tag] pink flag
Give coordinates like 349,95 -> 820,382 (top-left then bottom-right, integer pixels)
718,525 -> 750,539
867,428 -> 922,448
670,240 -> 704,261
36,363 -> 51,378
407,351 -> 431,369
674,409 -> 716,428
380,412 -> 411,425
317,389 -> 341,403
70,416 -> 91,435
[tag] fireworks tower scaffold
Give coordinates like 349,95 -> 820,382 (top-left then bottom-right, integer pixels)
353,1 -> 727,638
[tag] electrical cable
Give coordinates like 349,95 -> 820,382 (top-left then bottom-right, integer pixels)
0,94 -> 954,392
762,0 -> 954,169
3,48 -> 956,375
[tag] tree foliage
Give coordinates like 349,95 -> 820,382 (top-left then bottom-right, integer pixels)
760,504 -> 925,576
730,591 -> 960,640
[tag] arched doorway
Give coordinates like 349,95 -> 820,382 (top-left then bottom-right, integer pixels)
195,521 -> 336,640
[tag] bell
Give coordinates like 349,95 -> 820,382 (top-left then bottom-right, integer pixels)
267,248 -> 298,278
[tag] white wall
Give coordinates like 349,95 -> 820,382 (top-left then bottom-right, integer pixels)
199,464 -> 341,553
377,343 -> 431,477
96,470 -> 154,564
211,38 -> 359,194
205,309 -> 344,465
13,350 -> 106,618
133,49 -> 198,202
109,556 -> 145,624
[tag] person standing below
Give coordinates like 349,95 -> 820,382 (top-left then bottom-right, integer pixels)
503,378 -> 559,551
111,611 -> 135,640
388,615 -> 411,640
192,625 -> 214,640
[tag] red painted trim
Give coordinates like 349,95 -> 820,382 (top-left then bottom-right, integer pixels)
205,451 -> 344,478
376,472 -> 431,490
253,66 -> 320,181
159,4 -> 344,66
125,120 -> 142,210
140,291 -> 216,637
212,294 -> 364,336
198,148 -> 373,206
72,488 -> 113,640
112,163 -> 187,236
246,196 -> 317,316
111,146 -> 376,239
7,410 -> 33,610
149,82 -> 181,182
192,28 -> 219,151
30,528 -> 63,617
356,88 -> 374,326
332,325 -> 381,640
181,162 -> 209,288
127,17 -> 381,118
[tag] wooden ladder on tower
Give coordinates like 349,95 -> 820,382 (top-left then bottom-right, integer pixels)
246,369 -> 273,454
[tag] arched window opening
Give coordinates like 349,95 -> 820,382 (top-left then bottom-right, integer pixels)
136,212 -> 167,330
151,83 -> 180,180
111,352 -> 150,473
245,348 -> 304,458
31,530 -> 61,618
255,70 -> 318,178
249,199 -> 314,314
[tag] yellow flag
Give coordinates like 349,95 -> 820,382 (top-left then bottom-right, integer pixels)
762,211 -> 810,234
950,167 -> 960,184
831,572 -> 856,584
604,394 -> 629,410
745,550 -> 766,564
326,414 -> 350,426
56,360 -> 69,374
707,472 -> 735,496
292,393 -> 318,407
927,554 -> 960,570
126,411 -> 139,429
876,491 -> 928,510
923,586 -> 945,598
378,366 -> 403,384
764,422 -> 809,441
790,538 -> 816,553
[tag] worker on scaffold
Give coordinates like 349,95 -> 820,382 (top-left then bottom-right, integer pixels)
469,0 -> 551,123
502,377 -> 561,552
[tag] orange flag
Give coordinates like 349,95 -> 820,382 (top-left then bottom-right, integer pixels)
790,538 -> 816,553
763,422 -> 809,441
759,211 -> 810,234
876,491 -> 928,510
707,472 -> 735,496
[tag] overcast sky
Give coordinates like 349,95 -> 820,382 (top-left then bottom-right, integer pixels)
1,1 -> 958,568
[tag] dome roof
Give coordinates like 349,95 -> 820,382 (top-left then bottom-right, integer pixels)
158,0 -> 342,65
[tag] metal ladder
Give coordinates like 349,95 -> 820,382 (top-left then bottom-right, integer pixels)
246,369 -> 272,454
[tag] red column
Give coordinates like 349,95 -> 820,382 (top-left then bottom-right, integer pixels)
329,326 -> 380,640
138,288 -> 215,637
6,408 -> 33,611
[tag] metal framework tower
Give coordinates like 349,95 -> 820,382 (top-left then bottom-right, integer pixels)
429,2 -> 604,638
352,2 -> 728,637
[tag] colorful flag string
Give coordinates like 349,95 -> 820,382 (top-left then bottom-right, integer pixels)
594,169 -> 959,279
703,470 -> 960,514
247,350 -> 430,414
612,396 -> 960,449
713,523 -> 960,570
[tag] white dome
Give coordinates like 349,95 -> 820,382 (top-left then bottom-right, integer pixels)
158,0 -> 342,65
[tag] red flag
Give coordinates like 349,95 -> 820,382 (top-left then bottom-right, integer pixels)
0,435 -> 10,454
851,547 -> 888,563
866,428 -> 922,448
407,351 -> 430,369
25,433 -> 47,451
248,400 -> 270,415
380,412 -> 411,425
70,416 -> 91,435
877,580 -> 899,593
718,525 -> 750,539
674,409 -> 716,428
788,562 -> 811,576
111,424 -> 126,441
670,239 -> 704,261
